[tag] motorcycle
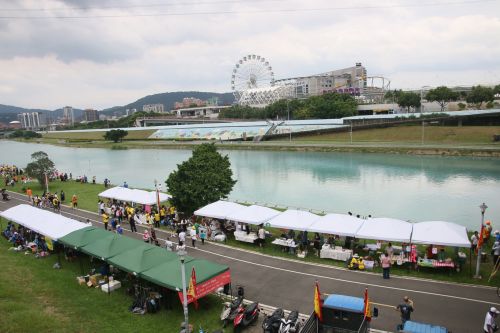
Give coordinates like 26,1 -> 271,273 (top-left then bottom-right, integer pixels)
221,295 -> 244,327
278,310 -> 300,333
262,308 -> 284,333
233,302 -> 259,331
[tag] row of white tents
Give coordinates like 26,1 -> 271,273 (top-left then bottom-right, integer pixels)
98,187 -> 171,206
194,200 -> 471,248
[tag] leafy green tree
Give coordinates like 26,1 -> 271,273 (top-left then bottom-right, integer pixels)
397,91 -> 421,112
457,102 -> 467,110
166,143 -> 236,215
425,86 -> 459,112
25,151 -> 56,188
103,129 -> 128,142
493,84 -> 500,96
466,85 -> 494,109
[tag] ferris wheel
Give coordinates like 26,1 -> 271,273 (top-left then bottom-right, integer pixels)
231,54 -> 274,100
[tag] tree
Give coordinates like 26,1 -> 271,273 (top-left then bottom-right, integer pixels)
103,129 -> 128,142
466,85 -> 494,109
397,92 -> 421,113
493,84 -> 500,96
25,151 -> 55,188
425,86 -> 459,112
166,143 -> 236,215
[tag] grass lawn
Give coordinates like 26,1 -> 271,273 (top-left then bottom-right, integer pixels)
3,176 -> 499,286
280,125 -> 500,145
42,129 -> 156,141
4,178 -> 107,213
0,235 -> 223,333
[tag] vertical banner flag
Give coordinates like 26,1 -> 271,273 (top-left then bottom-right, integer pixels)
314,281 -> 322,322
363,288 -> 372,320
188,267 -> 198,309
477,224 -> 485,254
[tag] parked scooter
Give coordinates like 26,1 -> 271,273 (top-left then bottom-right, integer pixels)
278,310 -> 300,333
262,308 -> 285,333
234,302 -> 259,331
220,286 -> 245,328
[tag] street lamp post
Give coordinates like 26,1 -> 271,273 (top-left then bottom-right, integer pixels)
474,202 -> 488,278
178,247 -> 189,331
287,99 -> 291,142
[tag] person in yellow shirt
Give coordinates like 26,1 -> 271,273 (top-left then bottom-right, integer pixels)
71,194 -> 78,209
102,212 -> 109,231
154,211 -> 161,228
160,206 -> 166,226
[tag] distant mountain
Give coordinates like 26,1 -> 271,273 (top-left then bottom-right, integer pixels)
0,91 -> 235,122
101,91 -> 235,116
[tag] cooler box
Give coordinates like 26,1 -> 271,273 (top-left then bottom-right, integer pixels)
101,280 -> 121,293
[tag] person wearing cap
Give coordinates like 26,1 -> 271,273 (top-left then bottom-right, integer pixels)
484,307 -> 499,333
396,296 -> 414,330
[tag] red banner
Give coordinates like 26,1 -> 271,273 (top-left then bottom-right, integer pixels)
178,270 -> 231,305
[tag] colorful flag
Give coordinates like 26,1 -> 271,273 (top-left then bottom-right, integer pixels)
314,281 -> 322,322
477,224 -> 485,254
188,267 -> 198,309
363,288 -> 372,320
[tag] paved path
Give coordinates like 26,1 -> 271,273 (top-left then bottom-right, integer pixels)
1,192 -> 498,332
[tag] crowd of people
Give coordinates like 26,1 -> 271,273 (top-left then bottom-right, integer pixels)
2,221 -> 50,257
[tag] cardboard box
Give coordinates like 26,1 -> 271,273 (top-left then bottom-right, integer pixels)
101,280 -> 121,293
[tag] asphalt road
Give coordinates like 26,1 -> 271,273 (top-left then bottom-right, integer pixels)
1,191 -> 498,332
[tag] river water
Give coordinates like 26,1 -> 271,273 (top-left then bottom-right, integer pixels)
1,140 -> 499,230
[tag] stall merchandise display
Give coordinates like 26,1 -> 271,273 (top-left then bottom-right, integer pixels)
320,244 -> 353,262
234,230 -> 258,243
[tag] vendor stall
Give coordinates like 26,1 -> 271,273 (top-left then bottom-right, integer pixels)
411,221 -> 471,248
194,200 -> 246,220
307,213 -> 363,237
98,187 -> 171,206
226,204 -> 280,225
355,218 -> 412,243
267,209 -> 320,231
0,204 -> 89,240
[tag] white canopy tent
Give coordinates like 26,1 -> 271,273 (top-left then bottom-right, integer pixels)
225,205 -> 281,225
194,200 -> 246,220
0,204 -> 88,240
307,213 -> 364,237
267,209 -> 320,231
411,221 -> 471,247
98,187 -> 171,206
355,217 -> 413,243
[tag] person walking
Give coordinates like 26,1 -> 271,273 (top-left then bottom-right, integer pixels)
258,225 -> 266,248
190,226 -> 197,248
102,212 -> 109,231
484,307 -> 500,333
396,296 -> 414,330
471,231 -> 479,254
71,194 -> 78,209
199,225 -> 207,245
179,229 -> 186,247
313,233 -> 321,256
26,187 -> 32,203
129,213 -> 137,233
60,190 -> 65,202
381,252 -> 391,279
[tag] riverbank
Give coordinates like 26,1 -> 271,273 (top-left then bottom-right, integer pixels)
3,178 -> 499,287
17,125 -> 494,157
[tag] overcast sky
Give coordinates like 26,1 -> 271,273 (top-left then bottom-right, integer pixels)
1,0 -> 499,109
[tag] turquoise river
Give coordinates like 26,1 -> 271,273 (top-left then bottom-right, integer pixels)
1,140 -> 499,230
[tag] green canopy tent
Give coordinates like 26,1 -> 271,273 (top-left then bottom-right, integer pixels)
58,227 -> 114,250
80,233 -> 142,260
107,244 -> 176,275
140,258 -> 230,290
